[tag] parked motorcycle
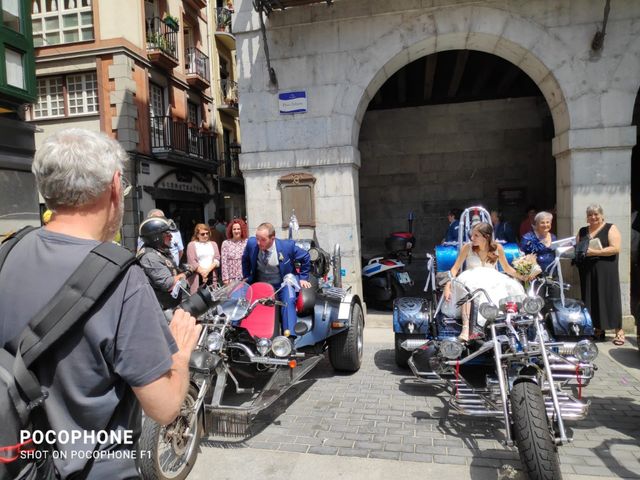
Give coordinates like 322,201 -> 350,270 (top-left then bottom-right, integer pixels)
139,243 -> 364,480
363,212 -> 416,309
402,275 -> 598,480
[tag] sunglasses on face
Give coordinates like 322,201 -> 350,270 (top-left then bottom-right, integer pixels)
199,232 -> 210,236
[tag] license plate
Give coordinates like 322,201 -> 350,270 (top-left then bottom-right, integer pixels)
396,271 -> 412,284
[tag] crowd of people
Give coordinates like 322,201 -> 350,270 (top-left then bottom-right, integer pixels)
0,127 -> 636,477
441,204 -> 629,347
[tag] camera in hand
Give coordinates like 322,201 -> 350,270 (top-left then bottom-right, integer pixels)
179,286 -> 214,317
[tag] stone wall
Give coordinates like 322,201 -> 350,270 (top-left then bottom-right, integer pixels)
235,0 -> 639,320
359,97 -> 554,254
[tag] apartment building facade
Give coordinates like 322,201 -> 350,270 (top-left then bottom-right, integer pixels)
29,0 -> 243,248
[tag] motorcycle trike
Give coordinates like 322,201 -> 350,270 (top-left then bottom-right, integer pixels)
394,211 -> 598,480
139,243 -> 364,480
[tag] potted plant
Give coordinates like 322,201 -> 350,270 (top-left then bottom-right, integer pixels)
162,13 -> 179,31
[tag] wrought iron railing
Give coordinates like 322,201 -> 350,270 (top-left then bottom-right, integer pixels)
145,17 -> 178,60
220,79 -> 238,106
219,151 -> 241,178
150,116 -> 217,163
216,7 -> 233,33
185,47 -> 210,82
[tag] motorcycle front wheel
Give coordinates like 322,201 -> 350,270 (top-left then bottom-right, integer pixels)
510,381 -> 562,480
139,385 -> 203,480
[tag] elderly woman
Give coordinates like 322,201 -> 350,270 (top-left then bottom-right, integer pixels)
519,211 -> 557,275
576,204 -> 623,344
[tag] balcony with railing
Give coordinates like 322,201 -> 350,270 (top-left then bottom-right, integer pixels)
150,116 -> 217,170
218,150 -> 241,179
218,79 -> 238,117
145,17 -> 179,70
185,47 -> 210,90
215,7 -> 235,50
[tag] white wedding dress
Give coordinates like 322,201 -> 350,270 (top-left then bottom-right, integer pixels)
442,249 -> 525,326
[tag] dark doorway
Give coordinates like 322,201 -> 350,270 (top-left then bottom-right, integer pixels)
359,49 -> 554,255
156,199 -> 205,254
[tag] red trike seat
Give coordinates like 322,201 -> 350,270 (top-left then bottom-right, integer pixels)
240,282 -> 279,339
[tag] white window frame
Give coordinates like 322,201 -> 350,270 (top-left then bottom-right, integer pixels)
32,72 -> 99,120
31,0 -> 94,47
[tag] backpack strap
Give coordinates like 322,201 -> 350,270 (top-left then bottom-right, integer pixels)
0,226 -> 38,270
11,242 -> 135,403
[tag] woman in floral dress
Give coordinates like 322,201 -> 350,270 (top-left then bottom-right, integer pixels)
221,218 -> 249,284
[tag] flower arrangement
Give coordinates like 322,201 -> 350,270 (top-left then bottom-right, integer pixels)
512,253 -> 542,285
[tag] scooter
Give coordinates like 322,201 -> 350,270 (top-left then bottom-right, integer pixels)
362,212 -> 415,310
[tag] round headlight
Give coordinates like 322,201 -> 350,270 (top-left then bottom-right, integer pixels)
523,296 -> 545,315
256,337 -> 271,356
439,338 -> 463,360
206,332 -> 224,352
479,303 -> 499,322
572,339 -> 598,362
271,336 -> 293,357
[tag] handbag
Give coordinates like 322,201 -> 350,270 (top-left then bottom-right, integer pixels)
573,235 -> 589,265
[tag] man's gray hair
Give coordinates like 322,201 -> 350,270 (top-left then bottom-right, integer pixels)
586,204 -> 604,216
32,128 -> 128,209
534,211 -> 553,225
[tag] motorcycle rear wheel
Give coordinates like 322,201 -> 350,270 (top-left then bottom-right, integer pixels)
139,385 -> 203,480
510,381 -> 562,480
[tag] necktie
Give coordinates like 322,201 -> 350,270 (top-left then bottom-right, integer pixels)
260,249 -> 269,266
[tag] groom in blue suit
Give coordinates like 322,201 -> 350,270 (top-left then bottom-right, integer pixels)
242,222 -> 311,335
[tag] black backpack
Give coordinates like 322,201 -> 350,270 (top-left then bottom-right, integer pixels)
0,227 -> 135,479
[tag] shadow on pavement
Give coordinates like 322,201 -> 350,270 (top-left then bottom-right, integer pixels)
372,348 -> 410,376
608,345 -> 640,371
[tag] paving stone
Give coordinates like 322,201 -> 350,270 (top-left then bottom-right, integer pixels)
433,454 -> 467,465
278,443 -> 309,453
354,441 -> 383,450
308,446 -> 338,455
369,450 -> 401,460
415,445 -> 447,455
323,438 -> 355,448
384,443 -> 415,453
400,452 -> 434,463
337,448 -> 370,458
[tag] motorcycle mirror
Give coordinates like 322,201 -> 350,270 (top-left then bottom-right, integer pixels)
436,271 -> 452,287
294,322 -> 309,336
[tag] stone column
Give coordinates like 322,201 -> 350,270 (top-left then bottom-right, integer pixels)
241,145 -> 363,297
553,126 -> 636,330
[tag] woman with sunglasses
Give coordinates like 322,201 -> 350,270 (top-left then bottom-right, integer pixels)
186,224 -> 220,293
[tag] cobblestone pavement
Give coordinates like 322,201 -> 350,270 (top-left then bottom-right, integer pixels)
199,334 -> 640,479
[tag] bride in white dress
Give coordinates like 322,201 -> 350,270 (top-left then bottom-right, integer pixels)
443,222 -> 528,341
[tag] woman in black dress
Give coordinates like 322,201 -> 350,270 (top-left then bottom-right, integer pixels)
576,204 -> 624,344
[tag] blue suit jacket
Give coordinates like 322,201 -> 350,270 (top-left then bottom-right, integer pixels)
242,237 -> 311,284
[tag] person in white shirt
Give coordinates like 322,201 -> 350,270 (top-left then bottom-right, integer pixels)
186,223 -> 220,293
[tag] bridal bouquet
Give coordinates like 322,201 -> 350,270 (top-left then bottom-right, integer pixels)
512,253 -> 542,281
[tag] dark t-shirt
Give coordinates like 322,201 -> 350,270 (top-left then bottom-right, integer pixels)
0,229 -> 177,478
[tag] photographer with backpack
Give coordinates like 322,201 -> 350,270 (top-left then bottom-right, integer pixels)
0,129 -> 201,479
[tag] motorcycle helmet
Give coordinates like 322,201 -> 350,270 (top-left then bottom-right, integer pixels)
139,217 -> 177,248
